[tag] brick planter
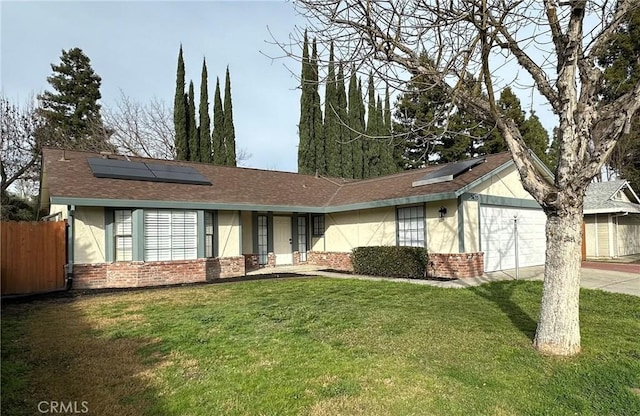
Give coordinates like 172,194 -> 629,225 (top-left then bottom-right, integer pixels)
307,251 -> 353,271
427,252 -> 484,279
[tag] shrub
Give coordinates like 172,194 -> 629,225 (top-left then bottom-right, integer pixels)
351,246 -> 428,279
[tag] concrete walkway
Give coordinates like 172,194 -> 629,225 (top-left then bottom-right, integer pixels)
247,263 -> 639,296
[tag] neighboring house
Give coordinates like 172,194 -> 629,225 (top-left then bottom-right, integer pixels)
38,148 -> 552,289
583,180 -> 640,259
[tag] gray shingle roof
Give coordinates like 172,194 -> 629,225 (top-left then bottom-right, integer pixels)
584,180 -> 640,214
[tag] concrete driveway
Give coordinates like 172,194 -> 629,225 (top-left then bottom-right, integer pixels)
475,265 -> 639,296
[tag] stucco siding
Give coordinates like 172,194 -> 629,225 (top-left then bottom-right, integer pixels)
50,204 -> 69,219
463,200 -> 480,252
426,200 -> 458,254
218,211 -> 241,257
74,206 -> 106,264
471,164 -> 536,200
324,207 -> 396,251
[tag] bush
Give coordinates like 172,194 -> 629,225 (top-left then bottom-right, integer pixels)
351,246 -> 428,279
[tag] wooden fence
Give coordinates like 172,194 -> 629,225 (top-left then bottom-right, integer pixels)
1,221 -> 67,295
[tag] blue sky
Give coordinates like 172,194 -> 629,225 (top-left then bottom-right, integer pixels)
2,1 -> 557,173
1,0 -> 306,172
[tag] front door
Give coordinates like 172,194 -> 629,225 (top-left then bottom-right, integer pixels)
273,216 -> 293,265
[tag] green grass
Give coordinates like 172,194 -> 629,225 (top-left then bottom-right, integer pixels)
2,278 -> 639,415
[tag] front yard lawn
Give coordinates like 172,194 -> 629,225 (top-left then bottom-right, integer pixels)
2,278 -> 639,415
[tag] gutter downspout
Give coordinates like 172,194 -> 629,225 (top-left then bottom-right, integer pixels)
66,205 -> 76,290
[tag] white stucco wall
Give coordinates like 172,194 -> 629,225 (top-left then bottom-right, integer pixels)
426,200 -> 458,254
471,164 -> 536,200
73,206 -> 106,264
49,204 -> 69,220
321,207 -> 396,251
218,210 -> 241,257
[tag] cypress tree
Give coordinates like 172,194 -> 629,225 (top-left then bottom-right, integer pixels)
187,81 -> 199,162
521,111 -> 550,164
364,74 -> 378,178
310,39 -> 324,174
223,66 -> 237,166
379,85 -> 396,175
199,59 -> 212,163
323,42 -> 340,177
350,76 -> 366,179
298,31 -> 313,174
336,63 -> 351,178
212,77 -> 225,165
174,46 -> 189,160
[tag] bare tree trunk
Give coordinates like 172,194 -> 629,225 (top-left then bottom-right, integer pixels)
534,203 -> 583,355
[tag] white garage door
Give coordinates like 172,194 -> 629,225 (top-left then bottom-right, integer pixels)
480,205 -> 547,272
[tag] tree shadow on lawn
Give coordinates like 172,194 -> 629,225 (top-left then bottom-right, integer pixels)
1,296 -> 174,416
467,282 -> 538,339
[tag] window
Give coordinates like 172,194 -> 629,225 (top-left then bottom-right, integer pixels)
397,206 -> 425,247
114,209 -> 132,261
297,216 -> 307,262
205,212 -> 215,257
257,215 -> 268,265
312,214 -> 325,236
144,210 -> 197,261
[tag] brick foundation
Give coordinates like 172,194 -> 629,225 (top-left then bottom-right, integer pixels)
307,251 -> 353,271
244,254 -> 260,272
73,256 -> 246,290
427,252 -> 484,279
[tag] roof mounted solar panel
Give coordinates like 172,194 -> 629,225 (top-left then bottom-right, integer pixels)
412,157 -> 485,187
146,162 -> 211,185
87,157 -> 211,186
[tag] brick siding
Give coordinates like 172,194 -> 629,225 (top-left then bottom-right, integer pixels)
307,251 -> 353,271
427,252 -> 484,278
73,257 -> 245,290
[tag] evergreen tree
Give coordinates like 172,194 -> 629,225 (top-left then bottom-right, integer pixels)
521,111 -> 550,165
347,68 -> 363,179
37,47 -> 110,149
187,81 -> 199,162
223,67 -> 237,166
323,43 -> 340,176
364,74 -> 379,178
212,77 -> 225,165
598,6 -> 640,190
310,40 -> 324,174
199,59 -> 212,163
298,31 -> 314,174
336,64 -> 351,178
482,87 -> 524,154
379,85 -> 397,175
173,46 -> 189,160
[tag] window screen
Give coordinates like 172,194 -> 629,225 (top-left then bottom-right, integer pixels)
144,210 -> 197,261
397,206 -> 425,247
114,209 -> 132,261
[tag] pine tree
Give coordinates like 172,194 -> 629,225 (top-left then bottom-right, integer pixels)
310,39 -> 324,174
298,31 -> 313,174
174,46 -> 189,160
212,77 -> 225,165
336,64 -> 351,178
199,59 -> 212,163
187,81 -> 199,162
521,111 -> 550,165
223,67 -> 237,166
323,43 -> 340,176
37,47 -> 110,149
